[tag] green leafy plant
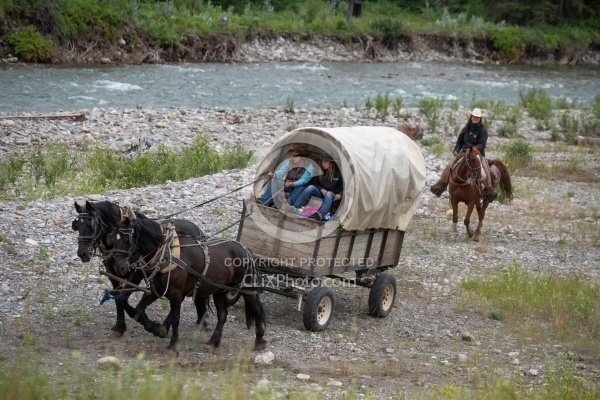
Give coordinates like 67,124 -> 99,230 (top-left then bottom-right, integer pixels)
285,95 -> 295,114
490,26 -> 526,61
375,91 -> 391,121
418,96 -> 443,133
7,26 -> 54,62
503,138 -> 533,170
497,121 -> 518,137
519,87 -> 553,120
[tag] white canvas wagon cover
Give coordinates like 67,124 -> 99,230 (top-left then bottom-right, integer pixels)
253,126 -> 426,231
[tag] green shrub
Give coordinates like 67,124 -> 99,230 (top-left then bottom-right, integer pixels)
592,94 -> 600,119
29,143 -> 72,186
392,96 -> 403,114
550,126 -> 561,142
375,91 -> 391,121
497,121 -> 518,137
504,106 -> 522,125
490,26 -> 526,61
0,156 -> 25,193
301,0 -> 326,25
371,18 -> 404,46
558,112 -> 579,138
222,143 -> 254,170
285,95 -> 295,114
503,138 -> 532,169
0,135 -> 254,201
420,137 -> 440,147
555,96 -> 577,109
519,87 -> 553,120
418,96 -> 443,133
582,118 -> 600,138
7,26 -> 54,62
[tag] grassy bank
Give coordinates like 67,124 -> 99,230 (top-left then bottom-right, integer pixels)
1,0 -> 599,63
0,134 -> 254,202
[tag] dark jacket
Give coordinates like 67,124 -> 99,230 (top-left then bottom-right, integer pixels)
454,123 -> 488,157
311,168 -> 343,195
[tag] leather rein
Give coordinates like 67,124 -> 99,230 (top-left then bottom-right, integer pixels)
449,150 -> 482,187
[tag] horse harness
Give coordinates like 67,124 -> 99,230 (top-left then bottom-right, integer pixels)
125,224 -> 259,299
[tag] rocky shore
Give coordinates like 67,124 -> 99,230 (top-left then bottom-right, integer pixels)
0,106 -> 599,397
2,33 -> 600,66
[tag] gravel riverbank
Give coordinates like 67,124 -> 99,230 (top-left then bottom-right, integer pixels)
0,106 -> 599,397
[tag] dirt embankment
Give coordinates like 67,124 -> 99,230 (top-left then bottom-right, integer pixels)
2,29 -> 600,65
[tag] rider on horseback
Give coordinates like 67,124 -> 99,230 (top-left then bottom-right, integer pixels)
430,108 -> 498,201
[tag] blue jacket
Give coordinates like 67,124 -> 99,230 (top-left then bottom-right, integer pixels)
274,159 -> 315,187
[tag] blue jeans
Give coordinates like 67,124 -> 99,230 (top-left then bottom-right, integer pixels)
292,185 -> 336,215
259,178 -> 305,207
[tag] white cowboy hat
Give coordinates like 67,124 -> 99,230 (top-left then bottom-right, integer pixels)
471,108 -> 482,117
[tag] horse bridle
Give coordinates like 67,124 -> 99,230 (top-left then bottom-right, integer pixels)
76,212 -> 105,248
107,226 -> 141,273
464,149 -> 482,183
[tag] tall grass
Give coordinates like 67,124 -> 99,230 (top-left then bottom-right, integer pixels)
460,264 -> 600,357
0,134 -> 254,201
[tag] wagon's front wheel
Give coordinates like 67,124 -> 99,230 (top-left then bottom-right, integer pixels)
303,287 -> 335,331
368,273 -> 396,318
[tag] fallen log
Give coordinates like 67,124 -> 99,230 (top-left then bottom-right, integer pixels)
0,113 -> 86,122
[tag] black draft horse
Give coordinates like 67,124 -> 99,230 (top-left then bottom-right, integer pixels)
107,217 -> 266,351
72,200 -> 208,336
448,146 -> 513,241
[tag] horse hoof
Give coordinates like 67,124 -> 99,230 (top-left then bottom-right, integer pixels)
473,235 -> 480,242
157,325 -> 168,338
205,339 -> 219,348
253,340 -> 267,351
166,345 -> 178,355
110,327 -> 125,338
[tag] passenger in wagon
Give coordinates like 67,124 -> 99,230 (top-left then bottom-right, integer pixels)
258,148 -> 316,208
290,153 -> 343,222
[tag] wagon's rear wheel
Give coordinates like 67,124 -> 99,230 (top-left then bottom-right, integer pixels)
225,290 -> 242,306
368,273 -> 396,318
303,287 -> 335,331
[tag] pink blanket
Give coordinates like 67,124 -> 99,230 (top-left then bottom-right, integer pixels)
299,205 -> 320,216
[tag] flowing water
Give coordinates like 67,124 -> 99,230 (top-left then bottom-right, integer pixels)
1,61 -> 599,113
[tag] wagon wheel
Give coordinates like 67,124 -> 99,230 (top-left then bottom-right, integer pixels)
303,287 -> 335,331
225,290 -> 242,306
368,273 -> 396,318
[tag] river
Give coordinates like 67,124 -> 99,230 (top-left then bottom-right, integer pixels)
1,61 -> 599,113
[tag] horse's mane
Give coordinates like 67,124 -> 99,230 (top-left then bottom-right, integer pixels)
132,218 -> 164,245
90,201 -> 147,229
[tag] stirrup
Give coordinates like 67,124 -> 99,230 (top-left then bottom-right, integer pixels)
430,182 -> 446,197
484,188 -> 498,201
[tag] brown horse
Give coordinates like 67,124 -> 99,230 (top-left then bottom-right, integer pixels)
107,217 -> 266,351
448,146 -> 513,241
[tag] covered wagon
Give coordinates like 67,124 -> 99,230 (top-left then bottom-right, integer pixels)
236,126 -> 426,330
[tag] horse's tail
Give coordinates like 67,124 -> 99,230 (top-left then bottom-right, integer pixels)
241,248 -> 267,330
492,160 -> 513,201
244,290 -> 266,329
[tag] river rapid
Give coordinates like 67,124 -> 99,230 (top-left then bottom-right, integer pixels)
1,61 -> 599,114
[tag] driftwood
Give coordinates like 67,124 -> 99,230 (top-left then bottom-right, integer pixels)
0,113 -> 86,122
